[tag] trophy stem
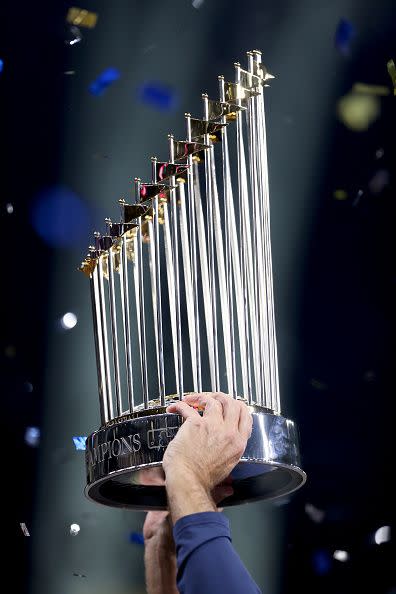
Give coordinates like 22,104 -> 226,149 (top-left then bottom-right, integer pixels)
120,234 -> 135,412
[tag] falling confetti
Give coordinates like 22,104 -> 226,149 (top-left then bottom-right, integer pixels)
20,523 -> 30,536
352,82 -> 390,96
333,550 -> 349,562
25,427 -> 40,447
369,169 -> 390,194
337,91 -> 380,131
61,312 -> 78,330
65,25 -> 82,46
192,0 -> 205,8
333,189 -> 348,201
66,7 -> 98,29
334,18 -> 356,55
89,68 -> 121,96
6,203 -> 13,214
374,525 -> 391,544
352,189 -> 363,207
73,436 -> 87,450
305,503 -> 325,523
64,70 -> 76,75
375,148 -> 384,159
387,59 -> 396,95
70,523 -> 81,536
137,81 -> 179,111
129,532 -> 144,545
0,58 -> 3,73
73,572 -> 87,578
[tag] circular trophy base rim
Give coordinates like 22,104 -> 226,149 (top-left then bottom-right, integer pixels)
84,407 -> 306,510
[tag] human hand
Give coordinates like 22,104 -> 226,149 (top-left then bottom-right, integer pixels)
163,392 -> 253,497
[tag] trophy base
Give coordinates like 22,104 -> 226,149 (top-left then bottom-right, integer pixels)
85,405 -> 306,510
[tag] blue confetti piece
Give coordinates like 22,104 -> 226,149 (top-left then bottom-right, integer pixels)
0,59 -> 3,73
25,427 -> 40,447
335,18 -> 356,55
30,185 -> 92,248
137,81 -> 179,111
312,550 -> 332,575
89,67 -> 121,96
129,532 -> 144,546
73,436 -> 87,451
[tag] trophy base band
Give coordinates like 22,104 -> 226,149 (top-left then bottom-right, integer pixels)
85,407 -> 306,510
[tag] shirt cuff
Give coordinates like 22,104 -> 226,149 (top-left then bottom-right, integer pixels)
173,512 -> 231,570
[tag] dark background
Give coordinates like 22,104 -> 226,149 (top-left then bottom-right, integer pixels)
2,1 -> 395,593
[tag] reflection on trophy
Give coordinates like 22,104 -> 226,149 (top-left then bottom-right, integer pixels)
80,50 -> 306,509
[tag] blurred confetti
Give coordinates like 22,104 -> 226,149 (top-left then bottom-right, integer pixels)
31,185 -> 91,248
0,58 -> 3,73
363,369 -> 376,382
305,502 -> 325,523
137,81 -> 179,111
369,169 -> 390,194
65,25 -> 82,46
333,189 -> 348,201
73,572 -> 87,578
352,82 -> 389,96
70,523 -> 81,535
73,436 -> 87,450
375,147 -> 384,159
24,381 -> 33,393
192,0 -> 205,8
334,18 -> 356,55
25,427 -> 40,447
129,532 -> 144,545
352,189 -> 364,207
6,202 -> 14,214
5,345 -> 16,358
60,312 -> 78,330
312,550 -> 332,575
89,67 -> 121,96
66,7 -> 98,29
20,522 -> 30,536
387,59 -> 396,95
337,91 -> 381,131
64,70 -> 76,75
374,525 -> 391,544
333,549 -> 349,562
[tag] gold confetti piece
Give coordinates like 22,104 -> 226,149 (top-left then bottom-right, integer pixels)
352,82 -> 390,96
337,91 -> 380,131
387,59 -> 396,95
20,522 -> 30,536
66,7 -> 98,29
333,189 -> 348,201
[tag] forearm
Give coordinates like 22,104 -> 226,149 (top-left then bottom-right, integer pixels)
166,473 -> 216,524
144,540 -> 179,594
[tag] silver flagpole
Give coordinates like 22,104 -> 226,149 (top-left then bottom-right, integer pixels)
134,178 -> 150,408
151,159 -> 166,405
185,114 -> 202,392
106,231 -> 123,417
168,135 -> 184,401
95,242 -> 114,419
89,261 -> 109,423
120,230 -> 135,413
202,94 -> 220,391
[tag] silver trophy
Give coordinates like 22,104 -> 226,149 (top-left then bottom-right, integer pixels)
80,50 -> 306,510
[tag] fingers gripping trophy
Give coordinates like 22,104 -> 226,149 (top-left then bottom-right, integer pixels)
79,50 -> 306,510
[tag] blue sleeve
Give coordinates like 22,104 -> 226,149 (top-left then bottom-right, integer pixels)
173,512 -> 262,594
